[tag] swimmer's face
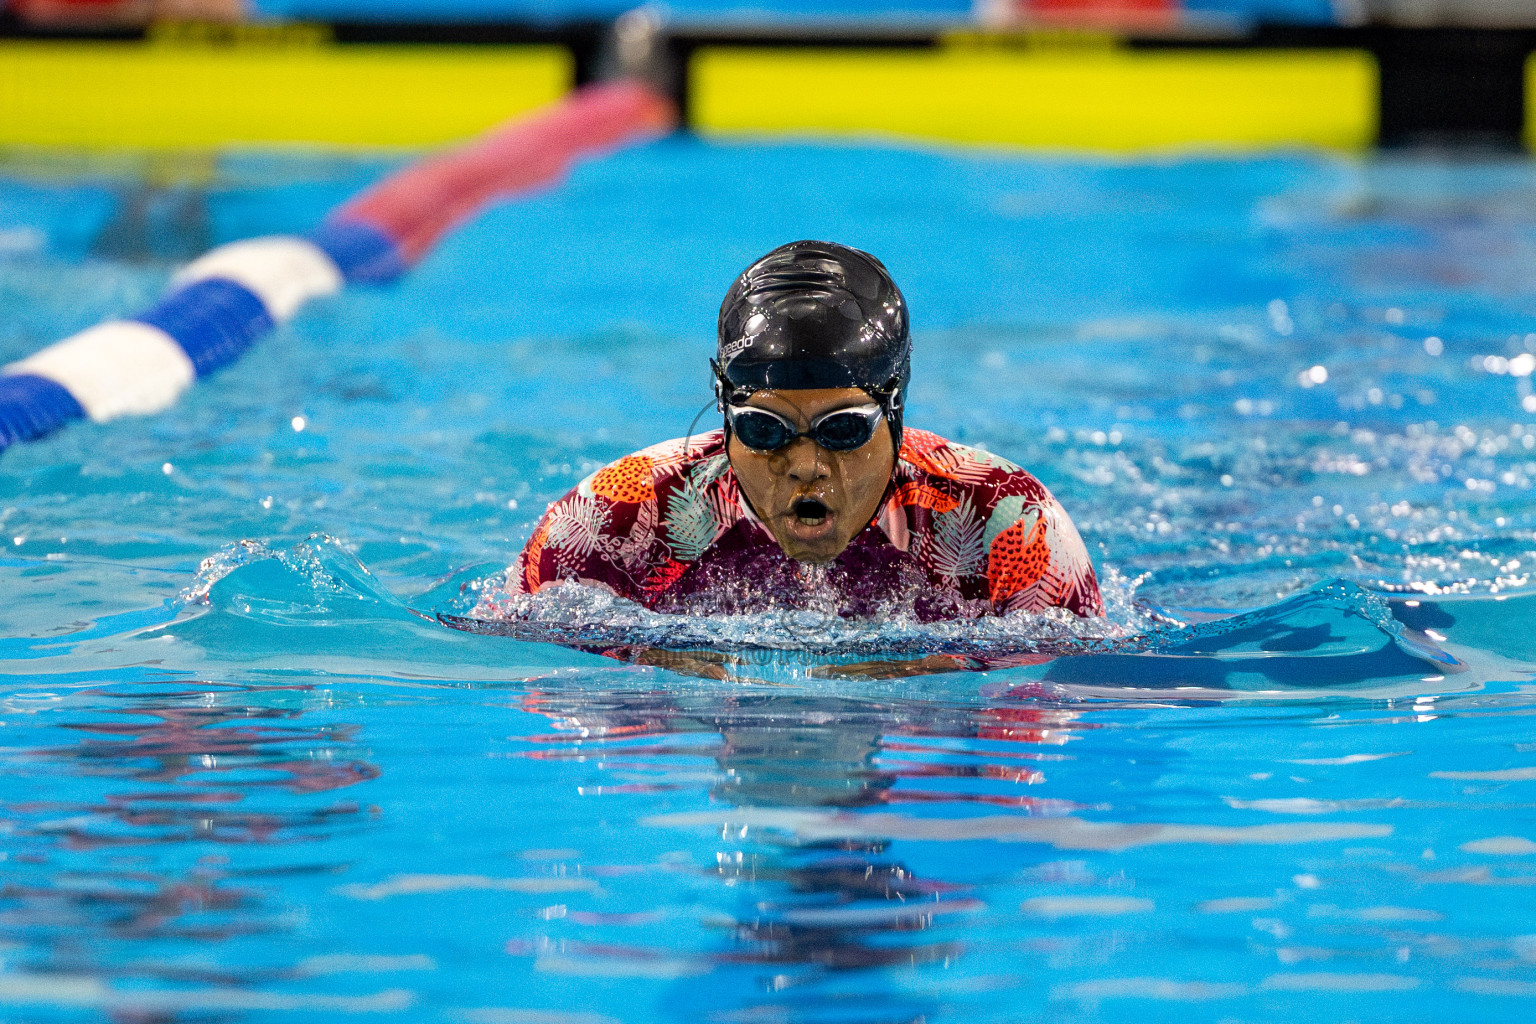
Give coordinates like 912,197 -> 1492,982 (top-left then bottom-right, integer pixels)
726,387 -> 896,564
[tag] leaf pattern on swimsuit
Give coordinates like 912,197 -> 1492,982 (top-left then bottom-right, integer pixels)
983,493 -> 1100,614
900,429 -> 1017,487
544,494 -> 613,577
921,491 -> 986,580
521,520 -> 550,594
661,457 -> 726,562
616,494 -> 661,572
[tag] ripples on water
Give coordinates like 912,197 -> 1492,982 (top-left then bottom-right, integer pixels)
3,143 -> 1536,1020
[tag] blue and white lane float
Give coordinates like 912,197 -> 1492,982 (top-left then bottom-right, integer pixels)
0,79 -> 676,453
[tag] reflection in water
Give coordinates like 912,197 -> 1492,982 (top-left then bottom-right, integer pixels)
503,680 -> 1536,1023
516,690 -> 1088,1021
0,684 -> 378,1001
4,672 -> 1536,1021
90,152 -> 217,264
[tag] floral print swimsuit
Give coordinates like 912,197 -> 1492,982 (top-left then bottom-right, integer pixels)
509,428 -> 1104,621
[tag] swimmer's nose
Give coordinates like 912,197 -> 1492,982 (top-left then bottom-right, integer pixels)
781,436 -> 830,482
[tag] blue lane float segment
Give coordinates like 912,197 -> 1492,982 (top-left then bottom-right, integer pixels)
0,374 -> 85,451
135,278 -> 277,377
309,220 -> 408,285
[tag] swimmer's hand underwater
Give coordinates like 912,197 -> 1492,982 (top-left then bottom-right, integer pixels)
634,648 -> 753,682
811,654 -> 981,680
501,241 -> 1103,665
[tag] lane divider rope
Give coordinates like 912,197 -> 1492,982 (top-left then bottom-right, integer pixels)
0,78 -> 676,453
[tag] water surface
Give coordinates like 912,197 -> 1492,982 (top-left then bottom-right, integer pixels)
2,140 -> 1536,1021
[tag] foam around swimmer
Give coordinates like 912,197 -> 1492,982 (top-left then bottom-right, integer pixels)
459,563 -> 1156,659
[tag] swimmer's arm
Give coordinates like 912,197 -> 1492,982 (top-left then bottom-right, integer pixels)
515,490 -> 651,605
811,651 -> 1053,680
811,654 -> 980,680
633,648 -> 745,681
587,643 -> 758,682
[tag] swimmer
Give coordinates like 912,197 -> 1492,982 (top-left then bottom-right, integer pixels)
509,240 -> 1103,624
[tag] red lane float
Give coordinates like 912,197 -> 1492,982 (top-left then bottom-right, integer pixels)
336,79 -> 677,268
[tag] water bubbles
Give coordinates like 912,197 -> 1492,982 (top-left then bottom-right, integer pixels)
0,225 -> 45,255
1424,336 -> 1444,356
292,416 -> 308,432
1299,365 -> 1329,387
1268,299 -> 1295,336
1233,398 -> 1275,416
1472,353 -> 1536,377
461,567 -> 1162,661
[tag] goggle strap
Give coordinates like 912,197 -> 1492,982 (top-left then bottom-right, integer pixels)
863,374 -> 903,413
711,359 -> 756,411
713,363 -> 904,416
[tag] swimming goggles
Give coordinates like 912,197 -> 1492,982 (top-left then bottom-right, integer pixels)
726,403 -> 885,453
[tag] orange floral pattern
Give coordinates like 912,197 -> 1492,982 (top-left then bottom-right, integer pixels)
893,480 -> 960,514
987,515 -> 1050,606
589,454 -> 656,505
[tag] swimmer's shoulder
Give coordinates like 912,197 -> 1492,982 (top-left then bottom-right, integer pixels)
897,428 -> 1044,500
898,429 -> 1102,615
575,430 -> 727,506
896,426 -> 1088,549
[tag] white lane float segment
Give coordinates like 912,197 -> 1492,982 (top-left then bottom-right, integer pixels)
172,236 -> 344,323
6,321 -> 197,423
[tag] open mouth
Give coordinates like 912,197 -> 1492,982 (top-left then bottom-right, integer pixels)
792,497 -> 830,525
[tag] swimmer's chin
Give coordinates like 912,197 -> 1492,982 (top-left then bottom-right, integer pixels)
772,510 -> 845,562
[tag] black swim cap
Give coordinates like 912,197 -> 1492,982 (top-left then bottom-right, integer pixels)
715,240 -> 910,447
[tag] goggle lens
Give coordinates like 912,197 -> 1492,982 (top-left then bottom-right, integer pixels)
727,405 -> 882,453
731,410 -> 797,451
812,410 -> 877,451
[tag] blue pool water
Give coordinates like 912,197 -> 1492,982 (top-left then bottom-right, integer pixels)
4,139 -> 1536,1021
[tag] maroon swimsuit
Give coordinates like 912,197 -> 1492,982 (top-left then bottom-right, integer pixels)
497,427 -> 1104,622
